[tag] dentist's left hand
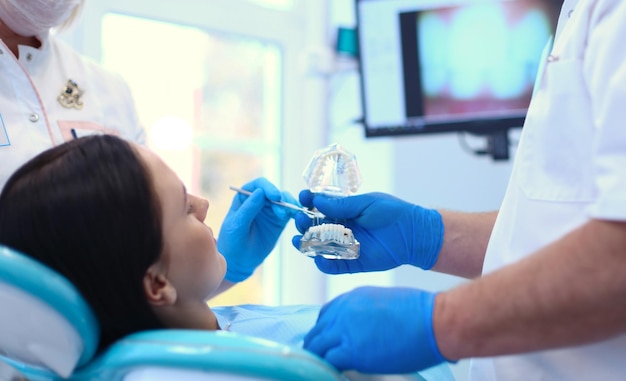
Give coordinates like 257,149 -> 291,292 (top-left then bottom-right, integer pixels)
218,177 -> 297,282
304,286 -> 449,374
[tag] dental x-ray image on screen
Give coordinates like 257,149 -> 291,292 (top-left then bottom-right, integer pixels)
356,0 -> 561,137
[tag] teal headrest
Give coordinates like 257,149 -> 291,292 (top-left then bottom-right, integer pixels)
0,245 -> 99,377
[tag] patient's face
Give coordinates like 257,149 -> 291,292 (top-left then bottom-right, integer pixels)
135,144 -> 226,303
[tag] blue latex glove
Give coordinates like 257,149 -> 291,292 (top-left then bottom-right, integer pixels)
292,190 -> 444,273
218,177 -> 297,282
304,286 -> 448,374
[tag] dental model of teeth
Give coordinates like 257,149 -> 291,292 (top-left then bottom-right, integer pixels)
300,143 -> 362,259
302,143 -> 362,197
300,223 -> 360,260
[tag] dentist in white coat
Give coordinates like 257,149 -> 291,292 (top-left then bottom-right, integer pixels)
0,0 -> 145,191
468,1 -> 626,377
297,0 -> 626,379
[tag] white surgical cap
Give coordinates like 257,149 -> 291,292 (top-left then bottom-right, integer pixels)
0,0 -> 81,37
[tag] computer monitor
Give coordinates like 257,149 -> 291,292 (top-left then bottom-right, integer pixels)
356,0 -> 561,139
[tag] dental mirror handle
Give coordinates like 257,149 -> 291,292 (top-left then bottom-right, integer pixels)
229,186 -> 324,219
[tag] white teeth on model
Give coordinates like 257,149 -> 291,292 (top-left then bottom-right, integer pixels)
300,222 -> 360,259
302,223 -> 355,244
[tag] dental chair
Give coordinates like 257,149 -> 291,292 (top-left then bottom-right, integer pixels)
0,245 -> 345,381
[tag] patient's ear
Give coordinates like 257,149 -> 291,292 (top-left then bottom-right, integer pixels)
143,264 -> 177,306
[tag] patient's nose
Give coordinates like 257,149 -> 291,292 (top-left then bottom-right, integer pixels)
189,194 -> 209,221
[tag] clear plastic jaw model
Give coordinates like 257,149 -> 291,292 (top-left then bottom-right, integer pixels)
302,143 -> 362,197
300,143 -> 362,260
300,223 -> 360,260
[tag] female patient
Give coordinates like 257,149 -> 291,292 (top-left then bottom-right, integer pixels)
0,134 -> 298,351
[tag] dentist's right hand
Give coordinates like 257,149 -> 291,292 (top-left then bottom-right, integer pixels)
304,286 -> 448,374
218,177 -> 297,282
291,190 -> 444,274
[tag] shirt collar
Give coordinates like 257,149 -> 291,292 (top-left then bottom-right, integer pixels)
17,30 -> 50,66
555,0 -> 578,41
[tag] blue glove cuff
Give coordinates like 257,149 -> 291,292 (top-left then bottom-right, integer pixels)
424,292 -> 452,365
412,207 -> 444,270
224,265 -> 251,283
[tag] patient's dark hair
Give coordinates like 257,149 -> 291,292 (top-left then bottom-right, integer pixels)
0,135 -> 166,352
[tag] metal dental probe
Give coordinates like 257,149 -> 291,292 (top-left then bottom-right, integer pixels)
229,186 -> 325,219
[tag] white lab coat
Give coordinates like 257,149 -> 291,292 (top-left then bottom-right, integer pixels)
0,33 -> 145,192
471,0 -> 626,379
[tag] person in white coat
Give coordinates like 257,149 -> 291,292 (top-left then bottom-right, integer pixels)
294,0 -> 626,379
0,0 -> 145,192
